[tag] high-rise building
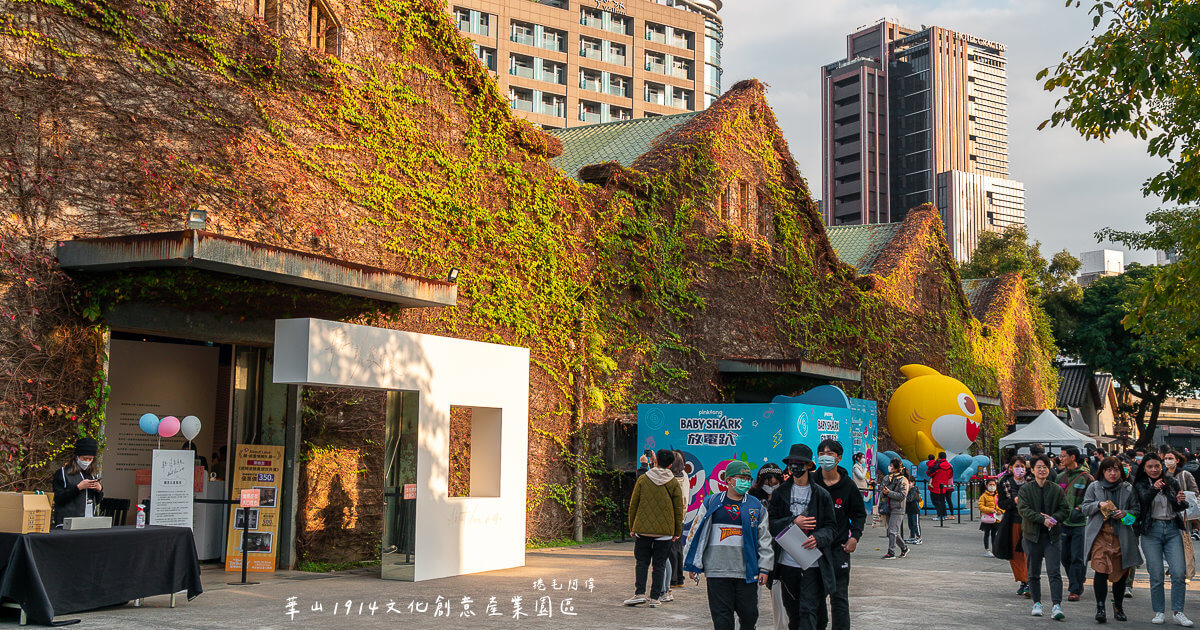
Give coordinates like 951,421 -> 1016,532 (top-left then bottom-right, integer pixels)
449,0 -> 722,130
821,19 -> 1024,262
1078,249 -> 1124,287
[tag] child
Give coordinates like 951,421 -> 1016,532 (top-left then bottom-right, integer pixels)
979,479 -> 1003,557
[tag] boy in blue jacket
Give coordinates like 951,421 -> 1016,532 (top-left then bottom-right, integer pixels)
683,459 -> 774,630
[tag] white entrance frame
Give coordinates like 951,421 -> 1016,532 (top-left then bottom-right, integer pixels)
272,318 -> 529,581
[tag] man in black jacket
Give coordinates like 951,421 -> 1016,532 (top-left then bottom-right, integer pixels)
813,439 -> 866,630
767,443 -> 838,630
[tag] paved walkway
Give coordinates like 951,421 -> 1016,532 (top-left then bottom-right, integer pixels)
16,516 -> 1200,628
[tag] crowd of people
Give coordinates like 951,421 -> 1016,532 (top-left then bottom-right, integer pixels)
627,441 -> 866,629
985,444 -> 1200,625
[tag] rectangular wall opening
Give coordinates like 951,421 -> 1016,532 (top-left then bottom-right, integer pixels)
448,406 -> 502,498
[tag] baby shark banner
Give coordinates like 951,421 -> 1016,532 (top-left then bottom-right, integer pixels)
638,386 -> 877,535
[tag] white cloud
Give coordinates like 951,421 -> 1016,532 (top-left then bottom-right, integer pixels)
720,0 -> 1161,264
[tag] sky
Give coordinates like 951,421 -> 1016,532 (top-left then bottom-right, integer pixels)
719,0 -> 1162,265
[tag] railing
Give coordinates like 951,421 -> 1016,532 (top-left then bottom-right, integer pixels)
511,65 -> 535,79
609,54 -> 626,66
646,30 -> 667,44
541,35 -> 563,51
511,99 -> 536,113
580,110 -> 602,123
580,79 -> 602,91
645,61 -> 666,74
607,84 -> 627,97
511,33 -> 535,46
581,46 -> 602,60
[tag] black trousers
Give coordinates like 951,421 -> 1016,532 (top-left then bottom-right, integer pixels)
931,492 -> 947,520
633,536 -> 672,600
706,576 -> 759,630
816,557 -> 850,630
670,537 -> 684,586
777,563 -> 824,630
1094,571 -> 1129,607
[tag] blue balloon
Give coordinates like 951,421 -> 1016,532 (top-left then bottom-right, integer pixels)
138,413 -> 160,435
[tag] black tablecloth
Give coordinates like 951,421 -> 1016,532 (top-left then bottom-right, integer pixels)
0,525 -> 203,625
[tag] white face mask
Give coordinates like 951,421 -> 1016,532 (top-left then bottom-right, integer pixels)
764,483 -> 778,495
77,458 -> 91,470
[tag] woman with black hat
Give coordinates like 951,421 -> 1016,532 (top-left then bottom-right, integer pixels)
51,437 -> 104,526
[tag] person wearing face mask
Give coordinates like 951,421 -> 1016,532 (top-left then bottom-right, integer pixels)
749,464 -> 787,630
50,437 -> 104,526
1017,454 -> 1070,620
1163,450 -> 1198,582
1081,456 -> 1140,623
1132,452 -> 1193,626
683,459 -> 773,630
878,458 -> 910,560
902,467 -> 923,545
766,444 -> 838,630
813,440 -> 865,630
978,479 -> 1002,557
1054,446 -> 1094,601
994,456 -> 1030,597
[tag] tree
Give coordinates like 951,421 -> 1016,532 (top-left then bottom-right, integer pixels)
1066,264 -> 1200,449
1040,0 -> 1200,362
959,227 -> 1082,352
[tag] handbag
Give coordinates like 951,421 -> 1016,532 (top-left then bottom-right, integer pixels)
1184,490 -> 1200,521
879,496 -> 890,515
981,513 -> 997,524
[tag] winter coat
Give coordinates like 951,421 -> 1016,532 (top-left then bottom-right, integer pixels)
1017,479 -> 1069,544
682,491 -> 773,583
851,462 -> 868,490
814,466 -> 867,570
628,467 -> 684,537
977,491 -> 1001,516
1132,473 -> 1191,535
1054,466 -> 1095,527
879,473 -> 909,516
51,465 -> 103,526
766,478 -> 838,593
926,459 -> 953,494
1080,479 -> 1142,573
993,474 -> 1025,560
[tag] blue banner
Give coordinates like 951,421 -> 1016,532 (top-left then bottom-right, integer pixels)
637,397 -> 876,535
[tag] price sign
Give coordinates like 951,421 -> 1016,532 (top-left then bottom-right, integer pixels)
240,489 -> 260,508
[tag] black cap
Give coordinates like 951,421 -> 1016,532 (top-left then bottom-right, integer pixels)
74,437 -> 98,457
783,443 -> 813,466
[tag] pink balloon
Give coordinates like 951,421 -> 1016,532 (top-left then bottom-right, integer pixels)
158,415 -> 180,438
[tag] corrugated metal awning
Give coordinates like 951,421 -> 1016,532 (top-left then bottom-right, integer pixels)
56,230 -> 456,308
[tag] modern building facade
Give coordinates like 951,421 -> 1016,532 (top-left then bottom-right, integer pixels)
936,170 -> 1025,262
821,19 -> 1024,262
450,0 -> 722,129
1078,249 -> 1124,287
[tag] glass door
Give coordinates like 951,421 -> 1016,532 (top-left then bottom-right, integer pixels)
382,391 -> 419,580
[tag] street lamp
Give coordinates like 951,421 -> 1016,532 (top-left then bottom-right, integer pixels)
187,208 -> 207,230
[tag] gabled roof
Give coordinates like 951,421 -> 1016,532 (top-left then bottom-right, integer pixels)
961,278 -> 1001,319
825,223 -> 905,274
1057,364 -> 1103,409
545,112 -> 700,181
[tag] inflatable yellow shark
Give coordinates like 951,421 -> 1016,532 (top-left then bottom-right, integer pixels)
886,364 -> 982,462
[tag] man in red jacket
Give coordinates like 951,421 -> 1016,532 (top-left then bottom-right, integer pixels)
926,452 -> 954,522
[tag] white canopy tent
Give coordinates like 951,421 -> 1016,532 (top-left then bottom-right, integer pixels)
999,409 -> 1097,450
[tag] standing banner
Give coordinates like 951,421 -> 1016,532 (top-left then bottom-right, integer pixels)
224,444 -> 283,573
150,449 -> 195,528
849,398 -> 879,510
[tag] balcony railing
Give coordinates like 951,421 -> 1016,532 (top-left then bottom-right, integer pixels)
609,54 -> 626,66
511,65 -> 535,79
607,84 -> 627,97
581,46 -> 602,60
646,31 -> 667,44
580,110 -> 602,123
511,33 -> 535,46
512,99 -> 536,113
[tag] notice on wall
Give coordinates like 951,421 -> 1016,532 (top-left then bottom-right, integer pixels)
150,449 -> 196,528
224,444 -> 283,573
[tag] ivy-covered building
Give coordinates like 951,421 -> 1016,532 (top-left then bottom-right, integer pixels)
0,0 -> 1055,566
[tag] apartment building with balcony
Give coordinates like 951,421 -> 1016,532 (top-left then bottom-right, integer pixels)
450,0 -> 722,129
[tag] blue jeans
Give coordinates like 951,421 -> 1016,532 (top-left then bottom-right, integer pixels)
1141,519 -> 1187,614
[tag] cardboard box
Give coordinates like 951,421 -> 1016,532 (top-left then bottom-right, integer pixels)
0,492 -> 52,534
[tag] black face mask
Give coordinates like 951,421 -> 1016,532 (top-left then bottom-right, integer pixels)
789,464 -> 809,478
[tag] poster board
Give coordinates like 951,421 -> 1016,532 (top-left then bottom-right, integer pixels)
150,449 -> 195,528
849,398 -> 879,510
224,444 -> 283,572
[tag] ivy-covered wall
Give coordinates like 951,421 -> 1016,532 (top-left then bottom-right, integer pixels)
0,0 -> 1056,560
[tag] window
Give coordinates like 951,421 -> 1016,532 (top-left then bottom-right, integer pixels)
645,51 -> 666,74
671,57 -> 693,80
705,32 -> 721,64
533,0 -> 566,7
671,27 -> 694,50
541,27 -> 566,52
580,7 -> 602,28
646,22 -> 667,44
511,20 -> 535,46
307,0 -> 339,56
610,105 -> 632,121
250,0 -> 279,27
542,59 -> 565,84
580,36 -> 602,60
608,74 -> 630,97
509,87 -> 535,112
608,13 -> 631,35
542,93 -> 566,117
673,86 -> 693,109
473,44 -> 496,71
740,181 -> 753,233
645,81 -> 665,105
475,12 -> 490,36
608,42 -> 626,66
452,6 -> 470,31
580,68 -> 602,92
510,53 -> 535,79
727,184 -> 740,226
579,100 -> 602,123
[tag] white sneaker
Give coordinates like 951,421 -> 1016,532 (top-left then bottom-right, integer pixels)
984,551 -> 994,557
659,592 -> 673,603
1032,602 -> 1043,617
623,595 -> 646,606
1153,612 -> 1166,624
1052,604 -> 1064,620
1174,612 -> 1194,627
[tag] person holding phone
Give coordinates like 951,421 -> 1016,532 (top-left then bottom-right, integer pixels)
51,437 -> 104,526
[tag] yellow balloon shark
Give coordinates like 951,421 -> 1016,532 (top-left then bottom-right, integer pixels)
886,364 -> 983,462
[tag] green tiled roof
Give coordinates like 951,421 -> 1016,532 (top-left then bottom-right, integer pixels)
961,278 -> 999,306
545,112 -> 700,181
825,223 -> 904,274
